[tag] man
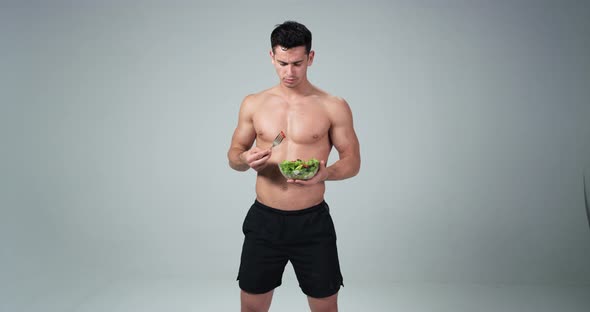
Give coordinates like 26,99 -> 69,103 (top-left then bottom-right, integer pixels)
227,21 -> 360,312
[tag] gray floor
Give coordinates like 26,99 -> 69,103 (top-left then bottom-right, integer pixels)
7,270 -> 590,312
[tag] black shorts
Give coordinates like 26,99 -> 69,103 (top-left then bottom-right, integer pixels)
237,200 -> 344,298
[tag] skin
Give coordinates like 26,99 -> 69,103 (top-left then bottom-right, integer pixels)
227,45 -> 360,312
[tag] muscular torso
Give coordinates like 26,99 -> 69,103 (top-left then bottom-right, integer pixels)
252,88 -> 333,210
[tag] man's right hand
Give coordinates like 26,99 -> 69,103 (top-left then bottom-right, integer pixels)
240,147 -> 272,172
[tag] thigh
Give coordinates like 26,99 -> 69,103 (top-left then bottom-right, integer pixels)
238,237 -> 288,294
237,206 -> 288,294
289,209 -> 343,298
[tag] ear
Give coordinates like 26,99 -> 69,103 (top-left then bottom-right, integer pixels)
270,49 -> 275,64
307,50 -> 315,66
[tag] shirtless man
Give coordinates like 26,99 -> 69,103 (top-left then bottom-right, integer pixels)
227,21 -> 360,312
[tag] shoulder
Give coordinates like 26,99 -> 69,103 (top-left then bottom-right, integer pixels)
313,89 -> 353,124
242,87 -> 279,107
327,95 -> 349,107
321,93 -> 352,115
312,87 -> 349,108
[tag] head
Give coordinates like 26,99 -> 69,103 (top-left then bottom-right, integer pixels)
270,21 -> 315,88
270,21 -> 312,54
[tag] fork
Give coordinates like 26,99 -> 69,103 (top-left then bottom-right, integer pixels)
271,131 -> 286,148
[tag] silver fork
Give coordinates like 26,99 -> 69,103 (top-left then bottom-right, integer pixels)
271,131 -> 285,148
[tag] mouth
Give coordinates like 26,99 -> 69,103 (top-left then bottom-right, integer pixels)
284,77 -> 296,84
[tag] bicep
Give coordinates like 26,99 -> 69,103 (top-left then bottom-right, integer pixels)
329,99 -> 360,157
230,96 -> 257,151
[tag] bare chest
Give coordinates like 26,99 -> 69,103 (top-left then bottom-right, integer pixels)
252,100 -> 331,145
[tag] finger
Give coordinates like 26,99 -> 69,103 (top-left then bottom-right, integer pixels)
256,149 -> 271,159
251,154 -> 270,167
288,179 -> 307,186
253,164 -> 267,172
252,160 -> 269,171
248,150 -> 268,162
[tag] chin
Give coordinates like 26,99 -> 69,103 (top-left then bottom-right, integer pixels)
283,78 -> 298,85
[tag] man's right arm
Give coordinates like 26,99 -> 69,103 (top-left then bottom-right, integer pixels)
228,95 -> 256,171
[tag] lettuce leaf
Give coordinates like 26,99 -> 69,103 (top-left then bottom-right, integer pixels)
279,158 -> 320,179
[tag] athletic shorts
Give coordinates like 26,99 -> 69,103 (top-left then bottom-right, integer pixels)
237,199 -> 344,298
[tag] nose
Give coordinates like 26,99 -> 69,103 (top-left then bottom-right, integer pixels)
286,64 -> 295,75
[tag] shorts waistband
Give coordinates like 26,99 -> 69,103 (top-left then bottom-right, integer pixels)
253,199 -> 327,216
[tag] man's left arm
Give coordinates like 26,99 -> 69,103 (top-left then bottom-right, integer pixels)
323,97 -> 360,181
287,98 -> 361,185
287,97 -> 360,185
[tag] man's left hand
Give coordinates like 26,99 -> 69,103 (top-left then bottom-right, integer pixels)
287,160 -> 328,185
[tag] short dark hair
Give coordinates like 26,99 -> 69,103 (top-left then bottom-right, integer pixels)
270,21 -> 312,54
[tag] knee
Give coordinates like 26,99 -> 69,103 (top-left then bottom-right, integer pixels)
241,290 -> 272,312
241,301 -> 268,312
311,303 -> 338,312
308,293 -> 338,312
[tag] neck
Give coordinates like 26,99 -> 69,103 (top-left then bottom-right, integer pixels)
279,79 -> 313,97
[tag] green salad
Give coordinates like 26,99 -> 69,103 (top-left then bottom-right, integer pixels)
279,158 -> 320,180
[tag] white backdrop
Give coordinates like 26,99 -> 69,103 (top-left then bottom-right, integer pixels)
2,0 -> 590,307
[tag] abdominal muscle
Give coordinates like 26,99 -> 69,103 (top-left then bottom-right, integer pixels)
255,176 -> 326,210
254,139 -> 331,210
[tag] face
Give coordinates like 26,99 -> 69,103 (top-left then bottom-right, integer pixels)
270,45 -> 315,88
